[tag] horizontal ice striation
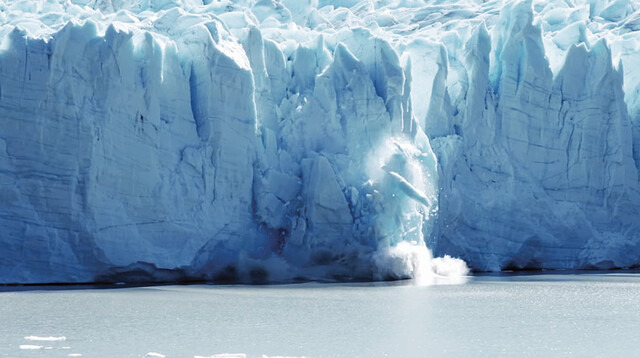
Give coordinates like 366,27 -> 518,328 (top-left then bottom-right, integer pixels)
0,0 -> 639,283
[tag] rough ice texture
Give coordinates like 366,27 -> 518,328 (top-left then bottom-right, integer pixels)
0,0 -> 639,283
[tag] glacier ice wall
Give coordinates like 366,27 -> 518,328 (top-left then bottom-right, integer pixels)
429,0 -> 640,271
0,0 -> 639,283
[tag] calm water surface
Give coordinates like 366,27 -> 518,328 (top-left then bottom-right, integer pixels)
1,274 -> 639,357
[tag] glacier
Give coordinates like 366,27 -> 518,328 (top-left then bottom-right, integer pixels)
0,0 -> 639,284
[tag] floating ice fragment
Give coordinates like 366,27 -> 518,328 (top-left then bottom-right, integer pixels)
19,345 -> 42,349
145,353 -> 166,358
24,335 -> 67,341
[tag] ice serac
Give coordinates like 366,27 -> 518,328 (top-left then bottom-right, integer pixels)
2,0 -> 640,283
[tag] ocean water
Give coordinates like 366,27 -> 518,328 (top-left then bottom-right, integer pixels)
1,274 -> 639,357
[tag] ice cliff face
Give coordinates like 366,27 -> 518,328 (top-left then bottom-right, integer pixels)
429,0 -> 640,271
0,0 -> 639,284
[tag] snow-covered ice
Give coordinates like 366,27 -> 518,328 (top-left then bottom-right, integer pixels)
0,0 -> 639,283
